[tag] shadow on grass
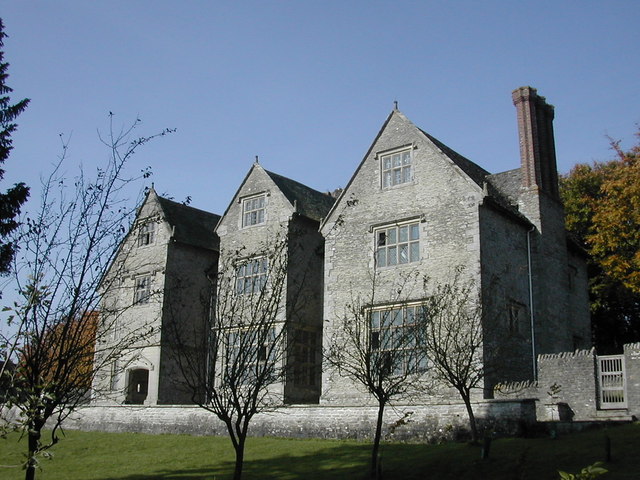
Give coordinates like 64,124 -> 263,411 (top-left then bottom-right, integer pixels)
69,424 -> 640,480
92,442 -> 374,480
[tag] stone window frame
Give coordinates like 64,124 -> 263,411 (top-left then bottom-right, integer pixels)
369,302 -> 427,376
133,274 -> 152,305
235,256 -> 268,295
137,219 -> 156,247
378,144 -> 415,189
241,193 -> 267,228
372,216 -> 422,269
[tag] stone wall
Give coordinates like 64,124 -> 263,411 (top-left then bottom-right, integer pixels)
495,348 -> 601,422
61,399 -> 535,442
624,343 -> 640,418
536,348 -> 598,421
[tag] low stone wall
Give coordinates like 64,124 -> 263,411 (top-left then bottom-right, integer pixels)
494,348 -> 599,421
62,399 -> 535,442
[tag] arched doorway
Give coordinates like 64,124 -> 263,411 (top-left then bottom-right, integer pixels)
125,368 -> 149,404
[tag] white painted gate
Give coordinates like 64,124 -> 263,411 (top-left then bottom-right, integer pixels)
597,355 -> 627,409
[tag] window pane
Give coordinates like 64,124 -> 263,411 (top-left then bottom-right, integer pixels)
406,307 -> 415,324
392,153 -> 401,167
377,232 -> 386,246
410,223 -> 419,240
402,151 -> 411,165
392,309 -> 402,326
399,225 -> 408,242
380,328 -> 391,346
383,172 -> 391,188
383,157 -> 391,169
393,169 -> 402,185
371,311 -> 380,329
410,242 -> 420,262
371,331 -> 380,350
377,248 -> 386,267
388,246 -> 397,265
399,244 -> 408,264
387,227 -> 397,245
403,166 -> 412,183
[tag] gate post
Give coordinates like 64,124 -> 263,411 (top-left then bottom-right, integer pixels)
623,343 -> 640,418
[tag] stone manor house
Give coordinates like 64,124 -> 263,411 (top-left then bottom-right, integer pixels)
88,87 -> 630,436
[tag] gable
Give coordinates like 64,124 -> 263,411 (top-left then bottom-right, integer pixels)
216,163 -> 334,235
216,164 -> 295,235
321,110 -> 488,234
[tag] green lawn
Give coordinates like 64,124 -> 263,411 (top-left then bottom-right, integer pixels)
1,423 -> 638,479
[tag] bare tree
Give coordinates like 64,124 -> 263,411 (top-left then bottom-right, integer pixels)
0,116 -> 171,480
419,269 -> 486,444
324,271 -> 429,479
169,231 -> 297,480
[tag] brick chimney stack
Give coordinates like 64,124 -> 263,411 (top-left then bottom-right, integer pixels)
512,87 -> 559,199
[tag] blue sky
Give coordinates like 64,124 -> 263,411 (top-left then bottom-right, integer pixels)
2,1 -> 639,215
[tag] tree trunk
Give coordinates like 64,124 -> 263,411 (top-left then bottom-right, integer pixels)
371,399 -> 385,479
462,392 -> 478,444
232,435 -> 245,480
25,426 -> 41,480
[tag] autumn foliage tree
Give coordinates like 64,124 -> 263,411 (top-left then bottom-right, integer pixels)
20,311 -> 98,391
560,131 -> 640,352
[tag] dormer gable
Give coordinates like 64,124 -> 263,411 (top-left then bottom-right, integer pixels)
216,163 -> 334,236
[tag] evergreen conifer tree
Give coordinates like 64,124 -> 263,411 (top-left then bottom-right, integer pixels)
0,18 -> 30,275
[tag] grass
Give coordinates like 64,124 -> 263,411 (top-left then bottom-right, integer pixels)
0,423 -> 639,479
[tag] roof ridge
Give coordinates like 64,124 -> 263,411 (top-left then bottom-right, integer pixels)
264,169 -> 333,198
418,128 -> 490,186
264,168 -> 335,223
156,195 -> 220,218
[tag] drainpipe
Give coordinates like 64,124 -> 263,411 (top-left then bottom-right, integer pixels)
527,225 -> 537,380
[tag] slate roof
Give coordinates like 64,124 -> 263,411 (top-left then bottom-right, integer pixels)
484,169 -> 534,226
265,170 -> 335,223
156,196 -> 220,251
486,169 -> 522,205
418,127 -> 534,226
418,128 -> 532,224
420,129 -> 490,188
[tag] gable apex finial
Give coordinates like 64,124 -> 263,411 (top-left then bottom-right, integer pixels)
255,155 -> 259,165
394,100 -> 398,111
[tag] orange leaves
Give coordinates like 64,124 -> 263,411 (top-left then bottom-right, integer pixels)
561,131 -> 640,294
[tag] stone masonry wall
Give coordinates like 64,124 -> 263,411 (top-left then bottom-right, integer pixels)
320,111 -> 485,404
536,349 -> 597,421
61,400 -> 535,442
624,343 -> 640,418
495,348 -> 599,421
478,203 -> 534,387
